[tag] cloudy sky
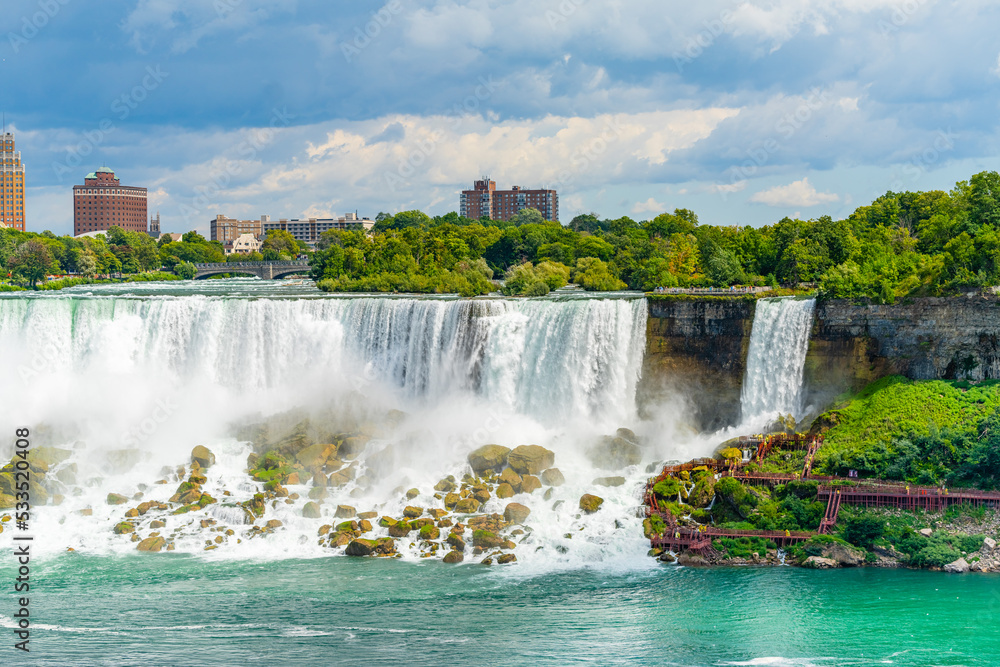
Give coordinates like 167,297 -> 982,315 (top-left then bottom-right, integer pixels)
3,0 -> 1000,236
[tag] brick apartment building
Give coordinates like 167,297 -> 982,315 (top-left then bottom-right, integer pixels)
1,132 -> 26,231
73,167 -> 148,236
459,179 -> 558,222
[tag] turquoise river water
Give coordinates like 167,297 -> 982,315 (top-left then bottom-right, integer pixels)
2,555 -> 998,666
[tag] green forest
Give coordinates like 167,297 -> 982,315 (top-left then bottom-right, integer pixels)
3,169 -> 1000,297
311,170 -> 1000,299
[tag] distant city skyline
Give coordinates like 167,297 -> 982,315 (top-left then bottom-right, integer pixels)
3,1 -> 1000,237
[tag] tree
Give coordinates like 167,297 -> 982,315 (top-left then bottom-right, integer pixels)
573,257 -> 626,291
511,208 -> 545,226
77,251 -> 98,278
175,261 -> 197,280
9,240 -> 55,288
261,229 -> 301,259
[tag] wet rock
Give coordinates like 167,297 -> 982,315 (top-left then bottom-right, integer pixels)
593,476 -> 626,487
984,537 -> 997,553
676,551 -> 708,567
150,520 -> 165,529
191,446 -> 216,469
944,558 -> 970,573
499,468 -> 522,491
303,502 -> 322,519
137,536 -> 166,552
587,436 -> 641,470
106,493 -> 129,505
447,533 -> 466,551
357,511 -> 378,520
125,508 -> 139,518
468,445 -> 512,476
328,468 -> 354,488
473,530 -> 503,549
616,428 -> 639,444
319,525 -> 332,536
358,519 -> 373,533
419,524 -> 441,540
454,498 -> 480,514
543,488 -> 553,501
403,506 -> 423,518
374,537 -> 396,556
520,475 -> 542,494
308,486 -> 328,501
541,468 -> 565,487
330,533 -> 352,548
473,488 -> 491,504
496,483 -> 515,499
338,435 -> 370,460
497,554 -> 517,565
388,521 -> 413,538
579,494 -> 604,514
286,472 -> 301,485
189,472 -> 208,485
265,519 -> 283,530
427,508 -> 447,519
804,556 -> 839,569
507,445 -> 555,476
312,471 -> 328,488
504,503 -> 531,525
335,505 -> 357,519
443,550 -> 464,564
114,522 -> 134,535
444,492 -> 461,509
345,539 -> 376,557
434,477 -> 457,493
405,488 -> 420,500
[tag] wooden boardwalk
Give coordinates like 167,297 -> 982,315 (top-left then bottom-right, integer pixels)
645,432 -> 1000,554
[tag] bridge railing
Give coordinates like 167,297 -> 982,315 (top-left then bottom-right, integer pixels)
193,261 -> 310,269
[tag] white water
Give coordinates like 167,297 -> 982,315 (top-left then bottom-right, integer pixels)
0,284 -> 667,570
739,297 -> 817,427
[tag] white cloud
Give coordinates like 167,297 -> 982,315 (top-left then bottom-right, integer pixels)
632,197 -> 666,215
749,178 -> 839,207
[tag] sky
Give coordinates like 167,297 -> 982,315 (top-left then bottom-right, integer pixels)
2,0 -> 1000,237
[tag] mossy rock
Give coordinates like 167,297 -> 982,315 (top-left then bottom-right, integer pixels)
358,519 -> 373,533
468,445 -> 511,475
379,516 -> 398,528
345,539 -> 376,557
496,483 -> 515,499
472,530 -> 503,549
336,520 -> 359,533
497,553 -> 517,565
388,521 -> 413,538
27,446 -> 72,471
114,522 -> 135,535
507,445 -> 555,476
328,469 -> 353,487
296,443 -> 337,471
454,498 -> 480,514
308,486 -> 328,501
579,494 -> 604,513
499,467 -> 522,491
403,506 -> 423,518
137,536 -> 166,552
447,533 -> 466,551
419,524 -> 441,540
106,493 -> 129,506
405,488 -> 420,500
302,502 -> 322,519
338,435 -> 371,459
335,505 -> 357,518
434,478 -> 457,493
473,488 -> 491,504
198,493 -> 217,508
374,537 -> 397,556
191,446 -> 216,469
443,550 -> 464,564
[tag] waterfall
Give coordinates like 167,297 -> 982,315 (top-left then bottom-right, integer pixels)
739,297 -> 816,426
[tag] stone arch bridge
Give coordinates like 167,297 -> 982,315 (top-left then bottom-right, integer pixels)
193,260 -> 311,280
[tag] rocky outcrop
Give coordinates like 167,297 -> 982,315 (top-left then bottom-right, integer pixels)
468,445 -> 511,475
579,494 -> 604,513
507,446 -> 555,476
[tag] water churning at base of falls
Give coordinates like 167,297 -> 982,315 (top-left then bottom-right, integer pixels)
739,296 -> 817,426
0,284 -> 658,570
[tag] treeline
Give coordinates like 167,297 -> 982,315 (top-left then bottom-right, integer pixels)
313,170 -> 1000,299
0,226 -> 307,288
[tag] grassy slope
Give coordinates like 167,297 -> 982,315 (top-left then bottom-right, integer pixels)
814,376 -> 1000,471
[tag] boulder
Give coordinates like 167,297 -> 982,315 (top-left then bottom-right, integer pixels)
822,543 -> 865,567
434,478 -> 457,493
294,443 -> 332,471
444,493 -> 461,509
107,493 -> 129,505
345,539 -> 376,557
265,519 -> 283,530
676,551 -> 708,567
447,533 -> 466,551
114,522 -> 134,535
312,471 -> 328,488
804,556 -> 839,569
495,483 -> 515,499
403,506 -> 423,518
593,476 -> 626,487
0,494 -> 14,510
497,553 -> 517,565
358,511 -> 378,520
419,524 -> 441,540
472,530 -> 503,549
338,435 -> 370,459
541,468 -> 565,487
358,519 -> 373,533
308,486 -> 328,501
330,533 -> 352,548
302,502 -> 322,519
587,436 -> 641,470
27,446 -> 72,471
507,445 -> 555,476
374,538 -> 396,556
191,446 -> 216,469
137,536 -> 166,552
499,468 -> 523,491
454,498 -> 480,514
405,488 -> 420,500
919,528 -> 934,537
443,550 -> 464,564
615,427 -> 639,444
328,469 -> 353,487
983,537 -> 997,553
944,558 -> 970,574
468,445 -> 511,475
579,494 -> 604,513
520,475 -> 541,494
503,503 -> 531,525
473,488 -> 491,504
388,521 -> 413,538
335,505 -> 357,519
427,509 -> 447,519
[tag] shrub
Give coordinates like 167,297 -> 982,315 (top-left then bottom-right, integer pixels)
910,543 -> 961,568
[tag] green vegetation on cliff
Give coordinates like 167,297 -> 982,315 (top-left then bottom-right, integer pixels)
815,376 -> 1000,489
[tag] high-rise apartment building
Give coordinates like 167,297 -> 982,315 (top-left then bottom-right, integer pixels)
210,214 -> 268,245
459,179 -> 558,222
73,168 -> 148,236
1,132 -> 26,231
211,213 -> 375,250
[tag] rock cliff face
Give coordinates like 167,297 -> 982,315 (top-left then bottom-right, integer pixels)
639,298 -> 755,431
641,294 -> 1000,431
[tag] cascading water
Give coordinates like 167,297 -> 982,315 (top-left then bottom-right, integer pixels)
0,282 -> 655,569
739,296 -> 817,427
